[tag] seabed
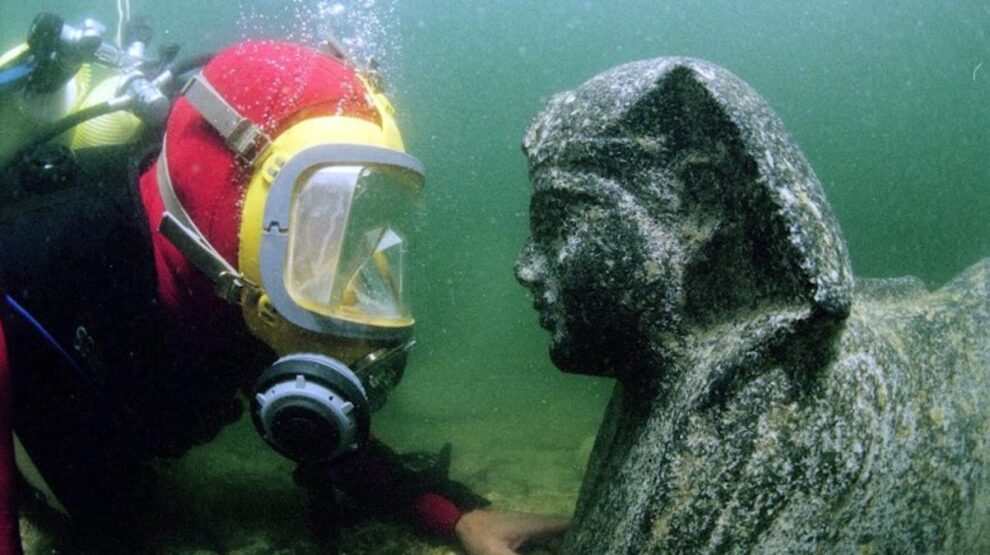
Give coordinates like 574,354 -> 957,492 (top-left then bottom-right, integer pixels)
18,400 -> 594,554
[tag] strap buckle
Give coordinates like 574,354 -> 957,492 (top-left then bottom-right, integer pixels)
181,74 -> 272,166
158,212 -> 262,307
226,119 -> 272,167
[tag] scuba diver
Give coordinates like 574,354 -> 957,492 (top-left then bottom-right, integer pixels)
0,12 -> 567,555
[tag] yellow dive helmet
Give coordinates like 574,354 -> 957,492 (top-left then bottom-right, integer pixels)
238,84 -> 420,349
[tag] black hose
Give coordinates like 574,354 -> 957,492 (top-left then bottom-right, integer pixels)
158,52 -> 214,96
11,52 -> 215,164
14,100 -> 124,162
168,52 -> 213,78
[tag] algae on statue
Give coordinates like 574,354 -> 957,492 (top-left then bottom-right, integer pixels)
516,57 -> 990,554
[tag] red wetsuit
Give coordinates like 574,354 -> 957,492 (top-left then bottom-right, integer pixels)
0,320 -> 20,555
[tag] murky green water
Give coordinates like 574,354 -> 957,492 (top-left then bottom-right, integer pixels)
2,1 -> 988,552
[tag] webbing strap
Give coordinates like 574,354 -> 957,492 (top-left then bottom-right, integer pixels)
180,73 -> 272,166
155,143 -> 260,305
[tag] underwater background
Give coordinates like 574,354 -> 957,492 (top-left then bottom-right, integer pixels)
2,1 -> 988,553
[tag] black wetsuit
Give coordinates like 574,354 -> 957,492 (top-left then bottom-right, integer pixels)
0,144 -> 260,532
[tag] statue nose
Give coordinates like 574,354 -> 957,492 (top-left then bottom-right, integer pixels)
515,240 -> 544,287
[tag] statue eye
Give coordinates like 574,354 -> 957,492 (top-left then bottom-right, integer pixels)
531,189 -> 602,256
530,199 -> 567,246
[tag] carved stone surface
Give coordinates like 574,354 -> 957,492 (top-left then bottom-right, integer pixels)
517,57 -> 990,553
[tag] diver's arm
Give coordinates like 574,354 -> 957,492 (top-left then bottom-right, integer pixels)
296,437 -> 489,537
298,438 -> 569,553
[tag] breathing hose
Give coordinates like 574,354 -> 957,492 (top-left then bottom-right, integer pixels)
167,53 -> 213,79
10,100 -> 125,166
37,101 -> 124,146
158,52 -> 214,93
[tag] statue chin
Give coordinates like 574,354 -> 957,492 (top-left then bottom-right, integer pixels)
548,339 -> 583,375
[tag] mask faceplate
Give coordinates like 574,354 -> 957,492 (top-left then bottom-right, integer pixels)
260,144 -> 424,342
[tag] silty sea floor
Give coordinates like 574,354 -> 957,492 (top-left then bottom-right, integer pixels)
18,392 -> 603,554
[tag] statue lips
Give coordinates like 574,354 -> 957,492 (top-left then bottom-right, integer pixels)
538,311 -> 554,331
533,295 -> 554,331
517,258 -> 556,330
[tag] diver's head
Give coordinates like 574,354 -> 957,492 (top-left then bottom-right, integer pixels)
150,40 -> 424,461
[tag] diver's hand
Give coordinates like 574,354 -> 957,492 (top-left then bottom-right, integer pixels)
455,509 -> 568,555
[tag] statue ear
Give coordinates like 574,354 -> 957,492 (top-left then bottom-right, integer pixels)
614,58 -> 854,320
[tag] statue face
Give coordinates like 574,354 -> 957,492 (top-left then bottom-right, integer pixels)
516,166 -> 687,377
517,58 -> 855,381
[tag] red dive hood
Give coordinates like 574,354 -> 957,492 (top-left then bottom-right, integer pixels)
138,40 -> 381,317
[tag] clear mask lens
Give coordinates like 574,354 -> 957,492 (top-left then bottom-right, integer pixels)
285,165 -> 419,328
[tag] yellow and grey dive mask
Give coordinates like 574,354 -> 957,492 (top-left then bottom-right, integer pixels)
156,73 -> 425,343
260,145 -> 424,341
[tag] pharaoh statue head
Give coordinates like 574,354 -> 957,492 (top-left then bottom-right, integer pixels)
516,58 -> 854,381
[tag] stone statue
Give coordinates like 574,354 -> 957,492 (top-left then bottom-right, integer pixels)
516,57 -> 990,554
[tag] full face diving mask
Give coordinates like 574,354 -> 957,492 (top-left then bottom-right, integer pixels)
156,64 -> 424,462
260,144 -> 423,342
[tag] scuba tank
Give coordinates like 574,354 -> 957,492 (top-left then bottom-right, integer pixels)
0,13 -> 180,170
